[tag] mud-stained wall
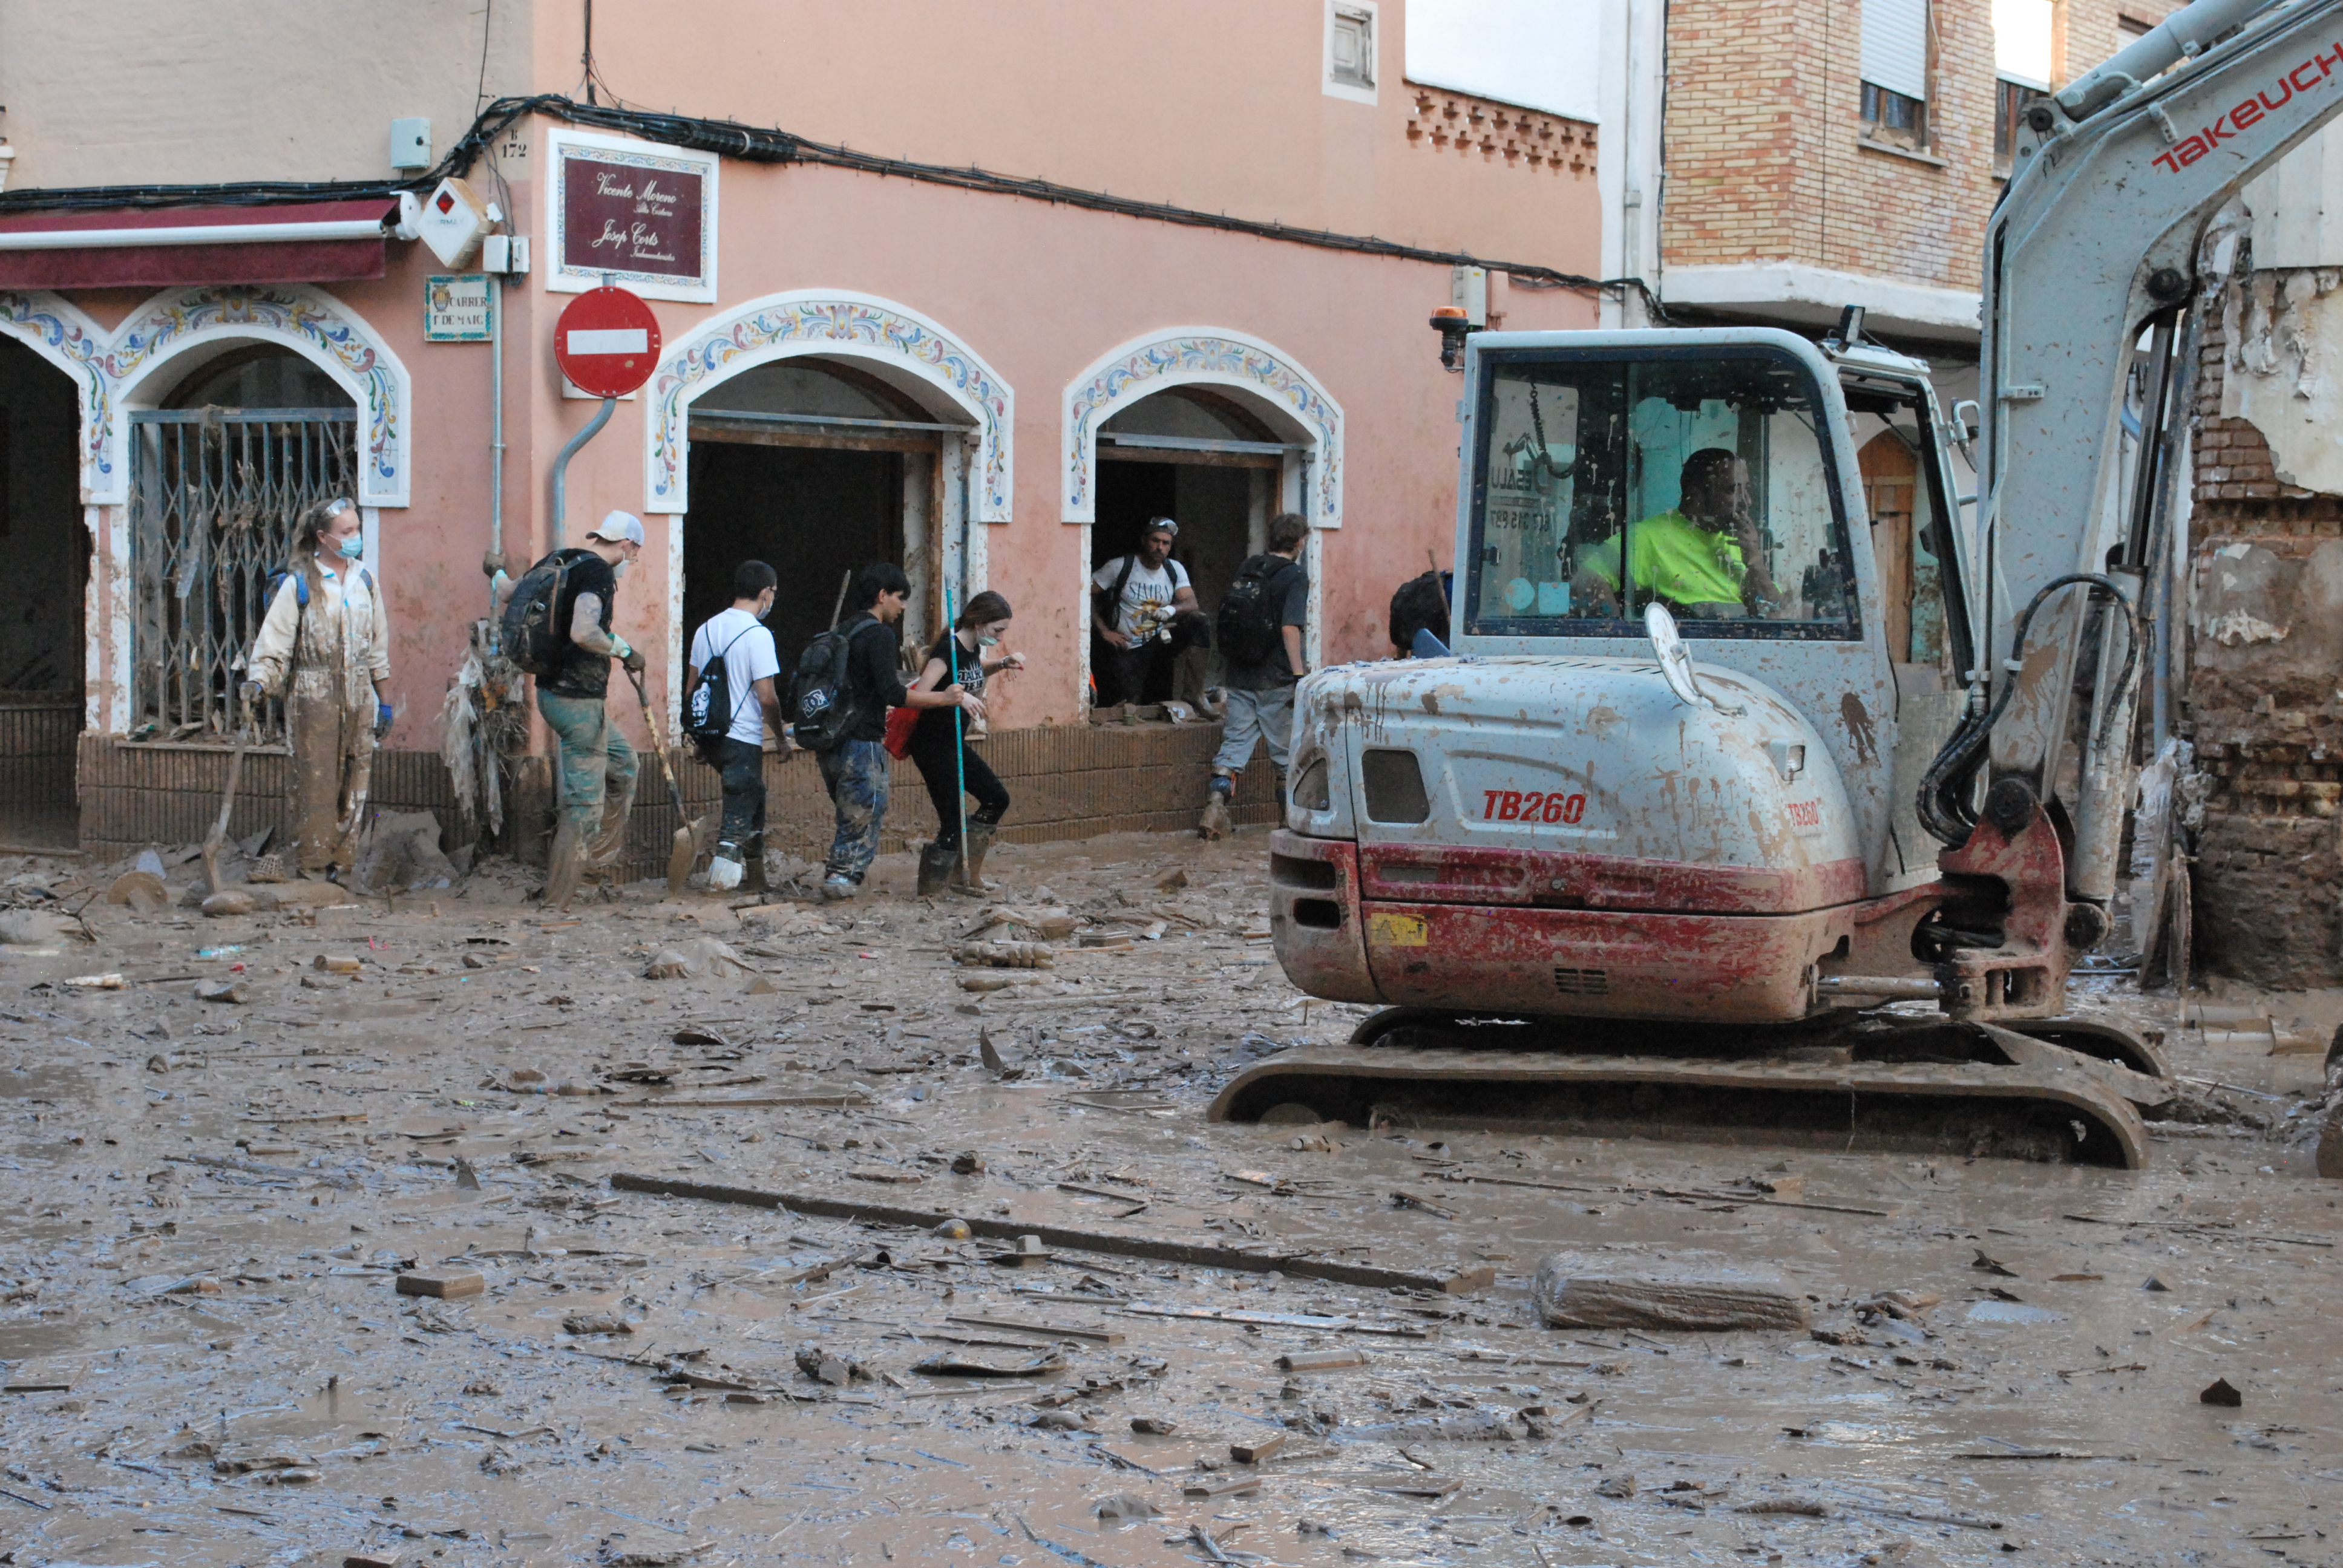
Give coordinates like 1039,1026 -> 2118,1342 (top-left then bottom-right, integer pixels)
2187,290 -> 2343,987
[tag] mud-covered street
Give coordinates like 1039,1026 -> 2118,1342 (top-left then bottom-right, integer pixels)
0,830 -> 2338,1568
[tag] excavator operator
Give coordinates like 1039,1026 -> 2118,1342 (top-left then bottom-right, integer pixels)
1573,447 -> 1783,621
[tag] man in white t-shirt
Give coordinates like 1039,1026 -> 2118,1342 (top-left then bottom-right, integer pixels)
683,560 -> 785,892
1090,516 -> 1210,707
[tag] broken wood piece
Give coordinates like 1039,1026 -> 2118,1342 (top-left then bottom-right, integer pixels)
395,1269 -> 485,1300
909,1351 -> 1066,1379
1119,1303 -> 1427,1338
945,1314 -> 1124,1344
1277,1348 -> 1371,1372
1182,1474 -> 1262,1500
608,1173 -> 1498,1293
1363,1474 -> 1461,1499
1230,1432 -> 1285,1463
1531,1255 -> 1810,1332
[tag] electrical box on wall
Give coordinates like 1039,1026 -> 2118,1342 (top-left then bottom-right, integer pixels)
481,235 -> 530,275
1450,264 -> 1489,328
390,118 -> 431,171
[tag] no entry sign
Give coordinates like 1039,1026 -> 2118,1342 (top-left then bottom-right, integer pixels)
554,286 -> 661,398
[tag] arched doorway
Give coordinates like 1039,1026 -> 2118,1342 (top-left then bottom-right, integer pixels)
683,356 -> 977,673
1093,387 -> 1286,702
126,345 -> 358,742
0,333 -> 86,847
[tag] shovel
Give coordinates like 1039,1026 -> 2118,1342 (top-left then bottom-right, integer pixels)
200,693 -> 253,897
628,668 -> 705,897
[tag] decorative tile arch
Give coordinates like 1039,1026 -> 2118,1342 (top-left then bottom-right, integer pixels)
0,290 -> 122,500
100,285 -> 412,508
1062,328 -> 1344,526
643,289 -> 1012,518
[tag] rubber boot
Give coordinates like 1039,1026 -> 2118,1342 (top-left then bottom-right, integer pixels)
707,841 -> 745,892
1173,644 -> 1214,716
952,823 -> 999,893
543,818 -> 584,910
1199,774 -> 1235,841
916,840 -> 957,899
742,841 -> 768,896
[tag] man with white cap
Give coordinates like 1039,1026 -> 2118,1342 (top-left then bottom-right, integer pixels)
536,509 -> 647,907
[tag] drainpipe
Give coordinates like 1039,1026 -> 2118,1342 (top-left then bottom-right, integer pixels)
549,396 -> 615,547
486,273 -> 506,598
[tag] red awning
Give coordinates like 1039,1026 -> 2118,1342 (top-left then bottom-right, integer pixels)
0,198 -> 396,290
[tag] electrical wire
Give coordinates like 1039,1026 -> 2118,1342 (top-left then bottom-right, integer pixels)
0,94 -> 1654,307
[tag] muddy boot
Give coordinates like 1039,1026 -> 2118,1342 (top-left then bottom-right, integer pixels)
1199,774 -> 1235,841
543,818 -> 584,910
916,840 -> 957,900
707,840 -> 746,892
1173,643 -> 1213,713
952,823 -> 1000,893
742,845 -> 768,896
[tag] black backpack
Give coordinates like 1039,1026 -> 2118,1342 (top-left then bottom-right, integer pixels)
686,622 -> 758,756
499,550 -> 579,678
788,615 -> 868,753
1216,554 -> 1300,668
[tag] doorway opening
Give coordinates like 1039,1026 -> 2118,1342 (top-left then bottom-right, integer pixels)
127,347 -> 356,745
684,358 -> 969,689
1092,388 -> 1285,705
0,333 -> 87,847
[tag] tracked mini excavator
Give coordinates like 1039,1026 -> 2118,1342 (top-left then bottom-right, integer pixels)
1217,0 -> 2343,1168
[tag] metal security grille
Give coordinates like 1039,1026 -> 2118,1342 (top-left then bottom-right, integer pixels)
129,410 -> 356,743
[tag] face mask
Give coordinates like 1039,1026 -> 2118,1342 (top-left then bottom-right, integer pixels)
755,599 -> 773,622
335,535 -> 363,561
978,634 -> 1002,647
614,559 -> 633,578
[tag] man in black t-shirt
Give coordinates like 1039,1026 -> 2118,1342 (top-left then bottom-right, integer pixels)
534,511 -> 647,908
813,563 -> 974,900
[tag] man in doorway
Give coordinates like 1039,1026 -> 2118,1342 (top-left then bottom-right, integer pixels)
1202,511 -> 1309,838
537,511 -> 647,909
814,563 -> 979,901
683,560 -> 785,894
1573,448 -> 1781,619
1092,516 -> 1211,708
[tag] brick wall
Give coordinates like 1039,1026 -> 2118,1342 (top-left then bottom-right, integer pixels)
2183,295 -> 2343,985
76,720 -> 1280,883
1660,0 -> 2177,290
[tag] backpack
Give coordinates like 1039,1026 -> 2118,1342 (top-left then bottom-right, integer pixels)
788,615 -> 868,754
499,550 -> 579,678
686,621 -> 759,756
1216,554 -> 1301,668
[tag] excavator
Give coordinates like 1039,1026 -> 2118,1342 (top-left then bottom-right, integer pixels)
1216,0 -> 2341,1168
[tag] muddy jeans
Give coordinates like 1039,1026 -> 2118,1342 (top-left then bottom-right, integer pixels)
1211,684 -> 1296,777
537,690 -> 640,869
817,739 -> 891,883
287,688 -> 374,874
707,736 -> 767,856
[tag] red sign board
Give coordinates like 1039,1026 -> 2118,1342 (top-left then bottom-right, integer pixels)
559,149 -> 708,288
554,287 -> 661,399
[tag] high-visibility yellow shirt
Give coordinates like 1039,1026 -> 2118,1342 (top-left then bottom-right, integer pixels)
1584,510 -> 1746,607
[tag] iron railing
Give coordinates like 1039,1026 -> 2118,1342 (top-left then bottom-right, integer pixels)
128,409 -> 356,743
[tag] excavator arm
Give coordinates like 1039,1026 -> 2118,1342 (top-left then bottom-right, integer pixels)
1954,0 -> 2343,910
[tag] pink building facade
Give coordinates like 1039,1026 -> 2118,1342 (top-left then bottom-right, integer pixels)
0,1 -> 1614,858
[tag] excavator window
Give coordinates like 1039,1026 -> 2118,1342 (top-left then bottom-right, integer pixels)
1465,348 -> 1860,641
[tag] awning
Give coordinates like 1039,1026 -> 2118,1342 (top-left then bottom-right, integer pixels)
0,198 -> 396,290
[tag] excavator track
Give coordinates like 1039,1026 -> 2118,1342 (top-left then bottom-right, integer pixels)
1208,1010 -> 2169,1168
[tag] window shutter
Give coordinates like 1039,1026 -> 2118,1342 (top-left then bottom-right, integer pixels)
1861,0 -> 1931,102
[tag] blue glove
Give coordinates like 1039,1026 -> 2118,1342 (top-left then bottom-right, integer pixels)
375,702 -> 395,739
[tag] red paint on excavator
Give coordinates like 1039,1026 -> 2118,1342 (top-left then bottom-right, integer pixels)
1356,897 -> 1851,1022
1357,841 -> 1866,914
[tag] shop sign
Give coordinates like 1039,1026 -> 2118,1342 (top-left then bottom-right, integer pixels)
423,273 -> 494,342
545,128 -> 718,303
